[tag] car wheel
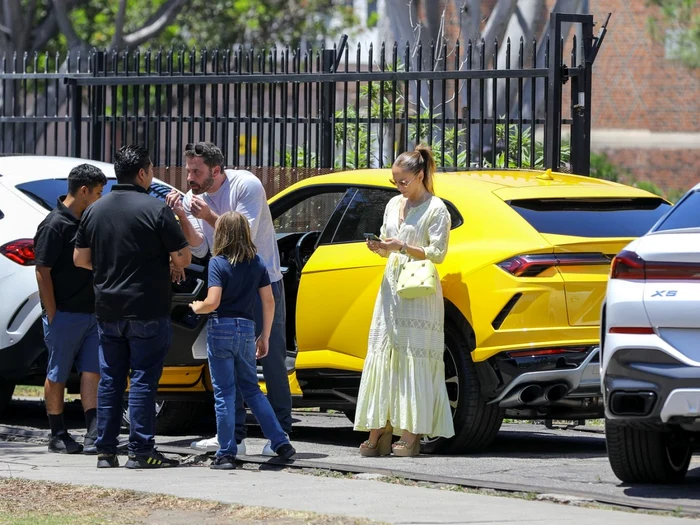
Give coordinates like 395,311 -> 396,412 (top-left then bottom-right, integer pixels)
122,400 -> 205,436
421,319 -> 503,454
0,379 -> 15,416
605,419 -> 692,483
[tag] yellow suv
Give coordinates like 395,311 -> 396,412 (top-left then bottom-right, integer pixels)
158,168 -> 671,452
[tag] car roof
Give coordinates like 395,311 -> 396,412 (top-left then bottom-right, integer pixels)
275,167 -> 661,202
1,156 -> 660,202
0,155 -> 177,192
0,155 -> 116,181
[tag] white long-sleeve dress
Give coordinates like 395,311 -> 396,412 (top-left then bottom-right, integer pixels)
354,194 -> 455,438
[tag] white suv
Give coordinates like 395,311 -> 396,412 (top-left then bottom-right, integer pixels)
0,156 -> 190,415
601,183 -> 700,484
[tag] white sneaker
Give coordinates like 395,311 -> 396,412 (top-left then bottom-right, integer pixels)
262,434 -> 289,457
190,436 -> 247,455
190,436 -> 219,452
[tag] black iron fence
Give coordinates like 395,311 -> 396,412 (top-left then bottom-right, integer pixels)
0,13 -> 607,192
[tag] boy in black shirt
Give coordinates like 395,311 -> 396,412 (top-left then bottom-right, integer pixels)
34,164 -> 107,454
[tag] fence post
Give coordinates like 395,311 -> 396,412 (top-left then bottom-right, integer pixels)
545,13 -> 563,171
319,48 -> 336,169
68,79 -> 83,158
570,16 -> 594,176
90,51 -> 105,161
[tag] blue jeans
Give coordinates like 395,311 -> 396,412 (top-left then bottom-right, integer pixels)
208,317 -> 289,457
235,279 -> 292,441
95,317 -> 171,455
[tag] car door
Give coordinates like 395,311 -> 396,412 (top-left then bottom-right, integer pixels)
293,186 -> 396,372
146,182 -> 209,367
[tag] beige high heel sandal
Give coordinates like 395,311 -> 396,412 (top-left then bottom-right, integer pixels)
392,435 -> 421,457
359,423 -> 393,457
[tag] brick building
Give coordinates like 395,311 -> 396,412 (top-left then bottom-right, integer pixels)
586,0 -> 700,194
358,0 -> 699,193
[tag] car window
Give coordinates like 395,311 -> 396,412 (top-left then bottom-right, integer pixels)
14,179 -> 174,211
331,188 -> 396,244
508,197 -> 672,238
654,191 -> 700,232
328,188 -> 464,245
273,190 -> 346,234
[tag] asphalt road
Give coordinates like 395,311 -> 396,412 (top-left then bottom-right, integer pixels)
2,397 -> 699,514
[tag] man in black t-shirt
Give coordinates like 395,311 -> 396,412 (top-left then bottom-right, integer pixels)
74,145 -> 191,469
34,164 -> 107,455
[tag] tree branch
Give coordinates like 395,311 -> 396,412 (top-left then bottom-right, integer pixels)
481,0 -> 517,65
50,0 -> 83,49
122,0 -> 188,48
30,0 -> 87,53
110,0 -> 128,50
24,0 -> 38,30
2,0 -> 23,46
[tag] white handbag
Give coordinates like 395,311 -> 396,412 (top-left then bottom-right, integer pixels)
396,259 -> 438,299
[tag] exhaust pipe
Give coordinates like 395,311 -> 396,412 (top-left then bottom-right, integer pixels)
525,383 -> 570,406
609,391 -> 656,416
520,384 -> 541,403
499,384 -> 542,408
544,383 -> 568,403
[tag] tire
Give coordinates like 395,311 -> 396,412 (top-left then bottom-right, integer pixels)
422,318 -> 503,454
122,400 -> 206,436
605,419 -> 692,484
0,379 -> 15,416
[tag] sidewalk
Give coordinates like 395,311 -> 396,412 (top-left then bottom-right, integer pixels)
0,442 -> 695,525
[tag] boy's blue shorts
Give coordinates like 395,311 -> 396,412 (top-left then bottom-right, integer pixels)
42,311 -> 100,384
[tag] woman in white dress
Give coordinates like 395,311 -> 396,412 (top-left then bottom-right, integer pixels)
354,145 -> 455,457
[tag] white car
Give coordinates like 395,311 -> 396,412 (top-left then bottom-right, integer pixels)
0,156 -> 207,417
601,184 -> 700,484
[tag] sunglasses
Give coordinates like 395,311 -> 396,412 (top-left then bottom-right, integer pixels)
185,143 -> 205,155
389,177 -> 415,188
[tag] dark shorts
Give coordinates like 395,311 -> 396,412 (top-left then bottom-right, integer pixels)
42,310 -> 100,384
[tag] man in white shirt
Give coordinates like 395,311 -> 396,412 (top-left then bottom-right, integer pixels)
166,142 -> 292,456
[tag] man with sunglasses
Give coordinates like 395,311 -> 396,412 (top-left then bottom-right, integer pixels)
165,141 -> 292,458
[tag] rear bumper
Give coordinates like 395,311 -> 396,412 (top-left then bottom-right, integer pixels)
604,343 -> 700,425
0,317 -> 46,379
485,345 -> 601,407
0,267 -> 43,352
660,389 -> 700,423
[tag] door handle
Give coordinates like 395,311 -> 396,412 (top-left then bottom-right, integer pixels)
172,278 -> 205,304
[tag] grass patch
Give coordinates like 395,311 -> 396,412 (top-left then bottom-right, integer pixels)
11,385 -> 44,398
0,478 -> 381,525
12,385 -> 78,401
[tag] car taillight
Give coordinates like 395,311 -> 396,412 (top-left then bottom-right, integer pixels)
0,239 -> 36,266
497,253 -> 611,277
608,327 -> 655,334
610,250 -> 700,280
610,250 -> 645,280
